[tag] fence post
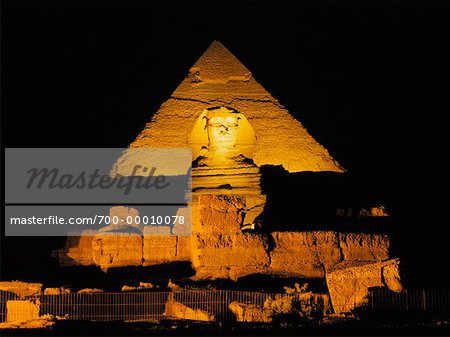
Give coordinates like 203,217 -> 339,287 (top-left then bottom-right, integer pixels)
405,289 -> 408,311
422,289 -> 427,312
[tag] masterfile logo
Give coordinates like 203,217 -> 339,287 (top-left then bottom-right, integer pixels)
5,148 -> 192,236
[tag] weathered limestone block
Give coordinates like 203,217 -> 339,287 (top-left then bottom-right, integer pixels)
269,231 -> 342,278
143,226 -> 176,265
164,299 -> 215,321
0,282 -> 42,298
143,226 -> 192,265
92,233 -> 143,271
326,258 -> 402,313
339,233 -> 390,262
269,232 -> 391,278
191,232 -> 270,280
229,301 -> 272,323
6,300 -> 40,322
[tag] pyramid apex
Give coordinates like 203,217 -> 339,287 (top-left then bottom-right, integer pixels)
189,41 -> 251,83
210,40 -> 224,45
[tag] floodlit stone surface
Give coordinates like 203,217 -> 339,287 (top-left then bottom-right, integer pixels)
92,233 -> 143,271
270,231 -> 341,277
55,229 -> 391,280
381,259 -> 403,292
0,282 -> 42,298
269,232 -> 391,278
326,258 -> 402,313
131,41 -> 343,173
55,232 -> 192,270
339,233 -> 390,263
6,300 -> 40,323
142,226 -> 192,265
192,232 -> 270,280
164,298 -> 215,321
190,195 -> 270,280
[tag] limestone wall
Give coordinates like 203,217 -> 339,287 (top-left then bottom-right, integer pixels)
269,232 -> 390,278
54,196 -> 392,280
54,232 -> 191,271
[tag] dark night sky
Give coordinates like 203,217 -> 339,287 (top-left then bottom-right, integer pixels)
1,1 -> 449,286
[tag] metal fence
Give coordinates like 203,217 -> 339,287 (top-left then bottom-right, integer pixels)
41,292 -> 169,322
1,288 -> 450,323
0,290 -> 279,323
369,288 -> 450,313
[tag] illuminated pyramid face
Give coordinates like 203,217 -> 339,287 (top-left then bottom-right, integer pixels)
131,41 -> 343,173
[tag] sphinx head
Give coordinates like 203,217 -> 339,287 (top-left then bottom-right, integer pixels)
206,107 -> 240,150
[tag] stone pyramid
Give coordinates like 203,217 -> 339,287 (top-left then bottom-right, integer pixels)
131,40 -> 343,173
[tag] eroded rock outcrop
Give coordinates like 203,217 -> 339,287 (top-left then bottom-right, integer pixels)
326,258 -> 402,313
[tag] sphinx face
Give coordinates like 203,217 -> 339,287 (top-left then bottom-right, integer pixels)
207,113 -> 239,149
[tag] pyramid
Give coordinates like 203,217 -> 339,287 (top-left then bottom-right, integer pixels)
131,40 -> 343,173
